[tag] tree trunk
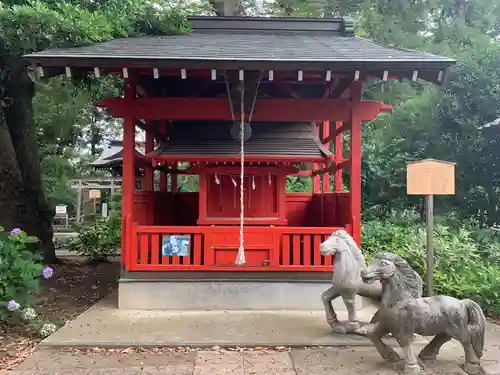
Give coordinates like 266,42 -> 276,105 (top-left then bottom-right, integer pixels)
486,186 -> 497,227
0,108 -> 28,231
0,56 -> 59,263
419,197 -> 425,223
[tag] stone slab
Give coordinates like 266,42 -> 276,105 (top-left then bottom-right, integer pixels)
6,344 -> 500,375
118,280 -> 364,311
242,351 -> 296,375
40,293 -> 423,348
15,350 -> 196,371
194,351 -> 244,375
290,346 -> 471,375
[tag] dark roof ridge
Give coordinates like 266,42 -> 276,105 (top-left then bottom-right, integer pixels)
188,15 -> 354,36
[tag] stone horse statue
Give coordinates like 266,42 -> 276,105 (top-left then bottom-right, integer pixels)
319,229 -> 383,333
361,252 -> 486,375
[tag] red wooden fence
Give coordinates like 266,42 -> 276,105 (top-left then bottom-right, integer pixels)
126,224 -> 350,272
133,192 -> 351,228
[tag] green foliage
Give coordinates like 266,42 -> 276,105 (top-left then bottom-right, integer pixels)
362,216 -> 500,316
69,218 -> 121,262
0,225 -> 43,321
286,176 -> 312,192
0,0 -> 196,55
53,234 -> 75,250
0,225 -> 57,336
0,0 -> 204,215
108,192 -> 122,216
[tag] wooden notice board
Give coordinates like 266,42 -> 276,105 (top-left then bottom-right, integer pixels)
406,159 -> 456,196
89,189 -> 101,199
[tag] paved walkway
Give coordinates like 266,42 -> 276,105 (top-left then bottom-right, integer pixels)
3,342 -> 500,375
39,294 -> 423,348
4,292 -> 500,374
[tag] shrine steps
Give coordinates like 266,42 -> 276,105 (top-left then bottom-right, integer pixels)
118,271 -> 370,311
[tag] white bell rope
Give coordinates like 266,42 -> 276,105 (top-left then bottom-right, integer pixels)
224,74 -> 261,266
235,83 -> 246,265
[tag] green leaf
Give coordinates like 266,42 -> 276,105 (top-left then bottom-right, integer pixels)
24,236 -> 39,244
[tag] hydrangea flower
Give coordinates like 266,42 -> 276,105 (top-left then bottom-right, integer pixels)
21,307 -> 37,321
10,228 -> 21,236
42,266 -> 54,280
7,300 -> 20,311
39,323 -> 57,338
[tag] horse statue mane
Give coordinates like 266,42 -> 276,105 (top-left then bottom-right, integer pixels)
330,230 -> 366,288
376,252 -> 423,298
331,230 -> 365,265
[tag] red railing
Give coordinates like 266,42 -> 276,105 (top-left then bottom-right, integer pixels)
126,224 -> 349,272
280,231 -> 332,268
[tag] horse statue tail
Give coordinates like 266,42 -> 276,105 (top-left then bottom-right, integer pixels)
463,299 -> 486,359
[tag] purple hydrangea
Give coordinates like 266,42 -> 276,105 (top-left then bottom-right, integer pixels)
7,300 -> 20,312
10,228 -> 21,236
42,266 -> 54,280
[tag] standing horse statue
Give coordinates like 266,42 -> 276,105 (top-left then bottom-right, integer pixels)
361,252 -> 485,375
319,230 -> 384,333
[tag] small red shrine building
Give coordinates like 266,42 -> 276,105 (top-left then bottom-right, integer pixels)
26,16 -> 454,310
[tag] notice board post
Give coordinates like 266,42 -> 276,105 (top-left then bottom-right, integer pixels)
406,159 -> 456,296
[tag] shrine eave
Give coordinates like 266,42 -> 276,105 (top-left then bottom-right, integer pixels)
148,122 -> 331,164
24,16 -> 456,86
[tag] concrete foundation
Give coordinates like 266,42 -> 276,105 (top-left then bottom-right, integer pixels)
118,272 -> 366,311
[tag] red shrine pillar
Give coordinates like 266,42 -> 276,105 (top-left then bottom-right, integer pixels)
334,121 -> 343,192
144,128 -> 155,226
122,77 -> 136,268
144,128 -> 154,191
322,120 -> 330,192
350,82 -> 363,246
159,121 -> 167,193
313,122 -> 321,193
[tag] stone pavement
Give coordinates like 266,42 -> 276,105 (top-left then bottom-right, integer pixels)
4,291 -> 500,375
40,294 -> 421,348
2,341 -> 500,375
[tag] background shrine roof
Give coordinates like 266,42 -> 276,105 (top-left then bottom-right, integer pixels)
91,140 -> 145,168
25,16 -> 455,77
150,122 -> 331,161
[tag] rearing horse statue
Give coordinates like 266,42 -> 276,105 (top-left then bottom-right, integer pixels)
362,252 -> 485,375
319,229 -> 384,333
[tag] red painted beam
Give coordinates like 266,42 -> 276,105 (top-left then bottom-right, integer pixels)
152,155 -> 326,164
311,165 -> 331,177
324,121 -> 351,144
96,97 -> 392,122
311,159 -> 350,177
335,159 -> 350,171
201,166 -> 298,174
